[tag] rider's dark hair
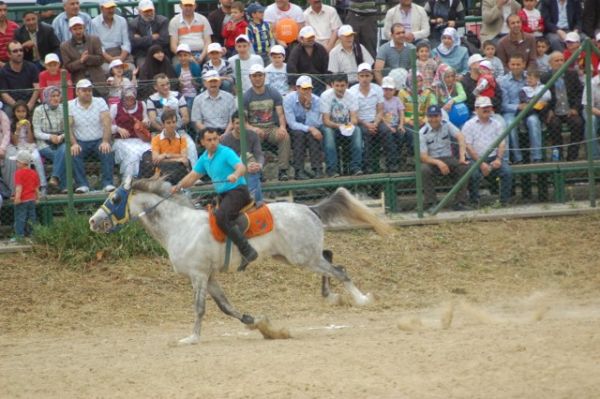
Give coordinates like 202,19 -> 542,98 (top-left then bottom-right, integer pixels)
199,127 -> 220,140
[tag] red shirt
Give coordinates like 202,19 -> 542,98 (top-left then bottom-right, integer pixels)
39,69 -> 76,101
0,20 -> 19,62
14,167 -> 40,202
563,49 -> 600,77
222,19 -> 248,49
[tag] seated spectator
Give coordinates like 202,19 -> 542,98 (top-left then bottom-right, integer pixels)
374,23 -> 416,84
91,0 -> 133,73
462,53 -> 484,112
244,64 -> 291,181
60,17 -> 106,94
148,109 -> 190,184
536,37 -> 551,74
320,73 -> 363,177
582,0 -> 599,40
463,96 -> 512,206
38,53 -> 75,102
328,25 -> 374,86
286,26 -> 329,96
415,41 -> 439,89
32,86 -> 67,193
51,0 -> 93,43
263,0 -> 306,49
13,11 -> 60,71
399,71 -> 437,130
174,44 -> 202,111
107,59 -> 135,107
265,45 -> 289,97
345,0 -> 379,58
482,40 -> 505,79
168,0 -> 213,65
146,73 -> 198,165
0,41 -> 40,115
221,1 -> 248,57
541,51 -> 584,161
138,44 -> 177,83
434,64 -> 468,127
283,75 -> 324,180
381,76 -> 406,172
220,111 -> 265,202
246,2 -> 273,64
540,0 -> 582,52
480,0 -> 521,44
9,101 -> 47,195
228,34 -> 264,93
419,104 -> 469,211
519,0 -> 545,38
382,0 -> 430,45
110,85 -> 152,180
582,63 -> 600,159
473,60 -> 499,108
563,31 -> 582,74
0,2 -> 19,67
519,68 -> 551,120
499,53 -> 543,163
68,79 -> 115,193
303,0 -> 342,52
129,0 -> 170,67
424,0 -> 466,46
202,42 -> 234,93
11,150 -> 39,240
431,27 -> 468,74
191,70 -> 236,132
497,14 -> 538,71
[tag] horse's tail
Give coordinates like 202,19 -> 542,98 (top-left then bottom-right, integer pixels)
309,187 -> 394,236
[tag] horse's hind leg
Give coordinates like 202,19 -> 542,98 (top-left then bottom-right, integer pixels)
316,250 -> 372,306
207,275 -> 254,325
179,273 -> 208,345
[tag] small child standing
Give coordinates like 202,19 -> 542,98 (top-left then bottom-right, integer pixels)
472,60 -> 497,99
265,45 -> 289,96
246,2 -> 273,65
381,76 -> 406,172
482,40 -> 505,79
202,42 -> 235,93
38,53 -> 74,101
222,1 -> 248,57
415,42 -> 439,89
536,37 -> 551,74
107,59 -> 134,106
519,0 -> 544,37
11,150 -> 40,240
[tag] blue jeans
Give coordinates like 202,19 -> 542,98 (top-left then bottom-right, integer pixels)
246,173 -> 263,203
469,157 -> 513,205
39,144 -> 66,189
583,113 -> 600,159
503,113 -> 543,163
72,139 -> 114,188
14,200 -> 36,237
322,126 -> 363,174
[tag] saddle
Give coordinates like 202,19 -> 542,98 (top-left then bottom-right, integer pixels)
208,202 -> 274,242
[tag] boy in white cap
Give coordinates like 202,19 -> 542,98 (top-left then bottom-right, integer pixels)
287,25 -> 330,95
265,45 -> 289,97
11,150 -> 39,239
202,42 -> 234,93
175,43 -> 203,110
228,34 -> 264,92
38,53 -> 74,101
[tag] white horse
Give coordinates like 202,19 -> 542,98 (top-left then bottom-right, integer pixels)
89,177 -> 393,344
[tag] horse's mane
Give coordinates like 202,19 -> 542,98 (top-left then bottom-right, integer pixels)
131,177 -> 195,209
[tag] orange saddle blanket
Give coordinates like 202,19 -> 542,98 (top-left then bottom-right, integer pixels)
208,204 -> 274,242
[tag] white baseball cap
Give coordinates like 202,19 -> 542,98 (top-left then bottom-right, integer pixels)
337,25 -> 355,37
100,0 -> 117,8
475,96 -> 493,108
479,60 -> 493,71
468,53 -> 484,66
299,26 -> 316,39
138,0 -> 154,11
108,59 -> 123,70
596,32 -> 600,41
44,53 -> 60,65
249,64 -> 265,75
76,79 -> 93,89
270,44 -> 286,55
203,70 -> 220,81
235,34 -> 250,43
381,76 -> 396,89
357,62 -> 372,73
296,75 -> 313,89
10,150 -> 32,164
176,43 -> 191,53
68,16 -> 84,28
207,42 -> 223,53
565,31 -> 580,43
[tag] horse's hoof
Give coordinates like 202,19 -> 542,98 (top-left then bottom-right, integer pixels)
241,314 -> 255,325
356,293 -> 374,306
178,334 -> 199,345
325,293 -> 342,306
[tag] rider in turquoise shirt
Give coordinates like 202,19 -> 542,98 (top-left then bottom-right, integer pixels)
173,129 -> 258,271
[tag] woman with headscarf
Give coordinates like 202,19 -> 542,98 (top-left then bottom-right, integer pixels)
32,86 -> 67,193
137,44 -> 177,99
431,27 -> 469,75
433,64 -> 469,127
110,85 -> 152,180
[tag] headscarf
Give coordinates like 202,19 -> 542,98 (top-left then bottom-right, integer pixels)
436,27 -> 460,56
121,83 -> 137,100
405,70 -> 424,93
43,86 -> 62,109
138,44 -> 177,82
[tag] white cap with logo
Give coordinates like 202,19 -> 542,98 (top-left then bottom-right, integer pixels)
337,25 -> 355,37
44,53 -> 60,65
296,75 -> 313,89
138,0 -> 154,11
207,42 -> 223,53
475,96 -> 493,108
76,79 -> 93,89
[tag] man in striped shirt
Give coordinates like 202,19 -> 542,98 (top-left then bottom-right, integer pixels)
0,2 -> 19,66
168,0 -> 213,65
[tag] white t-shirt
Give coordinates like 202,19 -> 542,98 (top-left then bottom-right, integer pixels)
348,83 -> 384,123
228,54 -> 264,92
265,63 -> 289,97
264,3 -> 305,25
319,88 -> 358,124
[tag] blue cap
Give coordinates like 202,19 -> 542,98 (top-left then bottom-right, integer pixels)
246,2 -> 265,14
426,105 -> 442,116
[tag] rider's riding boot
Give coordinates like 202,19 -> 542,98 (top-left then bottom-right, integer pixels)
228,225 -> 258,272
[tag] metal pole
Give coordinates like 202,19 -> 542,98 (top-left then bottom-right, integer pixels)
584,40 -> 597,207
410,48 -> 424,218
61,70 -> 75,215
234,59 -> 248,166
431,44 -> 586,215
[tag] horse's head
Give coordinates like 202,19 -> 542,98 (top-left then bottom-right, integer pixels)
89,176 -> 133,233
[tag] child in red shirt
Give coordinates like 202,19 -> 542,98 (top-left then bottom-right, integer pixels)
38,53 -> 75,102
11,150 -> 40,239
222,1 -> 248,57
472,60 -> 497,99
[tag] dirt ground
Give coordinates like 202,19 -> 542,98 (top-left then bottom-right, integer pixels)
1,215 -> 600,398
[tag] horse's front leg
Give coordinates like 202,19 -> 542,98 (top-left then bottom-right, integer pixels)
207,274 -> 255,325
179,273 -> 209,345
